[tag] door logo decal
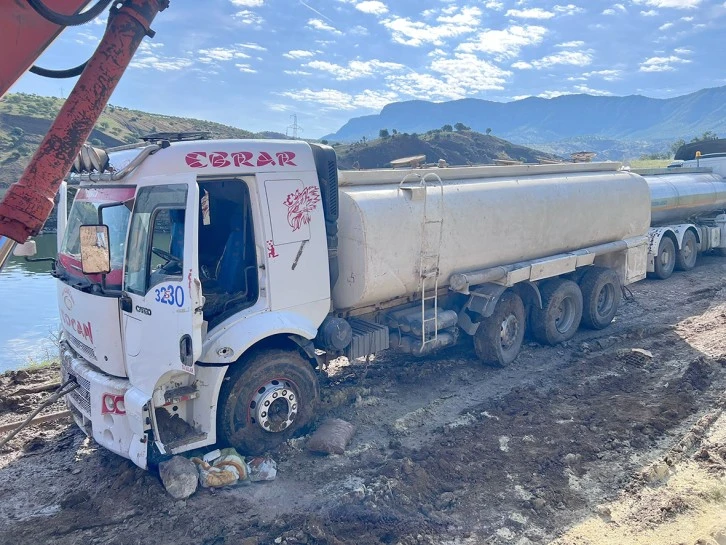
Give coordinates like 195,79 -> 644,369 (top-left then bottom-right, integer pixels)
284,186 -> 320,231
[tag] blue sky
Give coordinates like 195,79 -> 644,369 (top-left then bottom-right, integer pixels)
10,0 -> 726,137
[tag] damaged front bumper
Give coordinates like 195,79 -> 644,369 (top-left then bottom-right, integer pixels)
60,341 -> 151,469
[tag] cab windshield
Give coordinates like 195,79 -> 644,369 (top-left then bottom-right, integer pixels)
58,187 -> 135,289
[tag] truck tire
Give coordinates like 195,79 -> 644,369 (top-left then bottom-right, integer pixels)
474,291 -> 525,367
675,230 -> 698,271
651,236 -> 676,280
580,267 -> 621,330
531,279 -> 583,345
217,348 -> 319,455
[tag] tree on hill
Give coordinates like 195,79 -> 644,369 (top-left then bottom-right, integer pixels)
379,129 -> 389,138
454,122 -> 470,132
670,138 -> 686,157
486,128 -> 492,135
441,124 -> 453,132
690,131 -> 718,143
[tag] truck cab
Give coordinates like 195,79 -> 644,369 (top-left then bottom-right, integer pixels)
58,139 -> 334,468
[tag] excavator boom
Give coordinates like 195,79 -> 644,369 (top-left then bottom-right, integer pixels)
0,0 -> 169,270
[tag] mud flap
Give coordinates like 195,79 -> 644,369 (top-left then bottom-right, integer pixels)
457,284 -> 508,335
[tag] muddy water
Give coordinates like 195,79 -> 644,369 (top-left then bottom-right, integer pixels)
0,234 -> 58,371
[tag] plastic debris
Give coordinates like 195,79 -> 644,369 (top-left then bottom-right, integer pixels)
247,456 -> 277,482
159,456 -> 199,499
307,418 -> 356,455
191,448 -> 248,488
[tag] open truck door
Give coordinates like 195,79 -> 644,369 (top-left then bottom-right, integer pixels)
121,175 -> 203,394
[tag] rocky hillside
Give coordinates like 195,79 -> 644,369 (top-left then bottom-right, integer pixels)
325,86 -> 726,160
0,93 -> 282,189
335,128 -> 560,169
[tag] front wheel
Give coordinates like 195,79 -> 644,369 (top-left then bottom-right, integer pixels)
474,291 -> 526,367
217,348 -> 319,455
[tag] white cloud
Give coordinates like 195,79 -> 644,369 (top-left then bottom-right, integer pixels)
484,1 -> 505,9
512,61 -> 532,69
284,50 -> 316,59
557,40 -> 585,48
603,3 -> 626,15
639,54 -> 691,72
198,46 -> 250,63
674,47 -> 692,54
381,6 -> 482,46
238,43 -> 267,51
235,63 -> 257,73
457,25 -> 547,60
307,18 -> 342,34
505,7 -> 555,19
554,4 -> 585,15
230,0 -> 263,5
233,10 -> 263,24
583,69 -> 623,81
573,84 -> 612,95
280,88 -> 397,111
538,90 -> 574,98
659,22 -> 674,30
284,70 -> 312,76
635,0 -> 702,8
640,9 -> 658,15
522,50 -> 593,70
355,1 -> 388,15
304,59 -> 405,80
130,56 -> 194,72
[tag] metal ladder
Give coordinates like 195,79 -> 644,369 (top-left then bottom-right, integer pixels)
399,172 -> 445,349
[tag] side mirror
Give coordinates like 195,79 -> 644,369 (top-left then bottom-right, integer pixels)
79,225 -> 111,274
13,240 -> 37,257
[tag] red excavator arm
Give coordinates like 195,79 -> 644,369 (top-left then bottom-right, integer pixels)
0,0 -> 169,250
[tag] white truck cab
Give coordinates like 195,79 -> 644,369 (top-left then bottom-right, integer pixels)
58,139 -> 333,467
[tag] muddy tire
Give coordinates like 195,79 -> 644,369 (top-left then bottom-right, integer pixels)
580,267 -> 621,330
474,291 -> 526,367
651,236 -> 676,280
531,279 -> 583,345
217,348 -> 319,455
675,230 -> 698,271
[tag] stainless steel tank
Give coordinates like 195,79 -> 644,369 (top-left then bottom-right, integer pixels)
644,170 -> 726,225
333,163 -> 651,311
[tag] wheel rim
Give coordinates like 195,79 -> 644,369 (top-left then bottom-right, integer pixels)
500,314 -> 520,350
660,246 -> 672,267
682,237 -> 695,264
248,379 -> 299,433
554,297 -> 577,333
597,284 -> 615,316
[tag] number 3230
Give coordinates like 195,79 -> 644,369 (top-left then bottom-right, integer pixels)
154,285 -> 185,307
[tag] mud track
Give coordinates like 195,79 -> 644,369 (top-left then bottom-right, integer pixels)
2,256 -> 726,544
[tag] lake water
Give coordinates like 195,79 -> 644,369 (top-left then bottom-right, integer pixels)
0,234 -> 60,372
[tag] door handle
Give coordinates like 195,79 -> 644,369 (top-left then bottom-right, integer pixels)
179,334 -> 193,366
120,293 -> 132,313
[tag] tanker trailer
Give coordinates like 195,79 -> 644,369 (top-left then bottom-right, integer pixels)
634,166 -> 726,279
323,160 -> 650,367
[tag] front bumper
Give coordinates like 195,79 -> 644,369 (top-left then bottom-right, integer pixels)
60,341 -> 150,469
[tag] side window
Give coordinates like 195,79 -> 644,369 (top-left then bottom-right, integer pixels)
125,185 -> 187,295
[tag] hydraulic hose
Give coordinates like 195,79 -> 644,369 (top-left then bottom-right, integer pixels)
25,0 -> 114,27
29,61 -> 89,79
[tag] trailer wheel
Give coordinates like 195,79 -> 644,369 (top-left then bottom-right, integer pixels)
474,291 -> 525,367
675,230 -> 698,271
217,348 -> 319,455
651,236 -> 676,280
580,267 -> 622,330
531,279 -> 583,345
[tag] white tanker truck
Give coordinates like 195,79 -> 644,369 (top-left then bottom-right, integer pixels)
39,135 -> 726,469
637,139 -> 726,279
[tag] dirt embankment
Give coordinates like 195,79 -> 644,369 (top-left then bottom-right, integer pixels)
2,257 -> 726,544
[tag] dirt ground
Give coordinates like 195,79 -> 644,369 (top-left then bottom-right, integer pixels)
2,256 -> 726,545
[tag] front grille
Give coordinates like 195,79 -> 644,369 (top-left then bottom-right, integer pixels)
61,357 -> 92,417
67,334 -> 96,362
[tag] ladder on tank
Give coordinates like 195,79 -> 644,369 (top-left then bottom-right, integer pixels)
400,172 -> 445,350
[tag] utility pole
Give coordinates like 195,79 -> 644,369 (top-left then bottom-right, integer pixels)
286,114 -> 303,139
